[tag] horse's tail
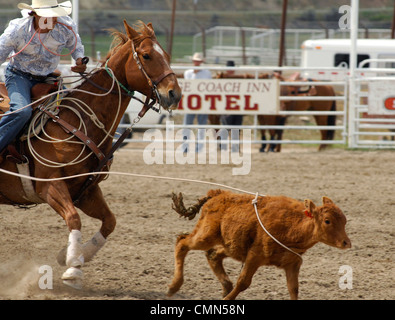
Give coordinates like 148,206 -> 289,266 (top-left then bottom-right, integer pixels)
326,98 -> 337,141
171,190 -> 223,220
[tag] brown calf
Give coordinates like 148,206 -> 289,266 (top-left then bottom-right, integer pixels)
167,190 -> 351,300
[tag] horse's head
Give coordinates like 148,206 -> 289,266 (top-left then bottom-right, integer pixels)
107,20 -> 181,111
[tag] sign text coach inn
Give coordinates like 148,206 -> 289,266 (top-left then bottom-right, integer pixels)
177,79 -> 280,115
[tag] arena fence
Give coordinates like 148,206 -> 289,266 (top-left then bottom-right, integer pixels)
1,62 -> 394,150
348,60 -> 395,149
121,64 -> 395,150
120,65 -> 349,151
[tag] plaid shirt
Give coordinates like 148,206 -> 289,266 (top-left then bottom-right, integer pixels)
0,16 -> 84,76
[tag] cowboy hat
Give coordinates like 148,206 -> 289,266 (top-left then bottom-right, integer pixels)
18,0 -> 72,17
192,52 -> 204,62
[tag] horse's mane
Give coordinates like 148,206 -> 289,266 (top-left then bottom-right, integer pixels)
72,21 -> 159,91
104,21 -> 156,62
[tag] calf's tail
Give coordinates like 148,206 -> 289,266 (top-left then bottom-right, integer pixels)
171,189 -> 223,220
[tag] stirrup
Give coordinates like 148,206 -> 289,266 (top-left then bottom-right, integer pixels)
5,145 -> 26,164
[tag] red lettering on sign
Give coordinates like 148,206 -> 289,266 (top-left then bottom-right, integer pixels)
244,95 -> 258,110
188,95 -> 201,110
205,95 -> 222,110
384,97 -> 395,110
225,95 -> 240,110
177,96 -> 184,110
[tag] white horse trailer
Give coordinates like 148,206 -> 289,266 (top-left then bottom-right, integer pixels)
300,39 -> 395,80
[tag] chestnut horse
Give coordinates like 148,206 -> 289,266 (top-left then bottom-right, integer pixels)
210,72 -> 336,152
0,20 -> 181,289
261,73 -> 337,152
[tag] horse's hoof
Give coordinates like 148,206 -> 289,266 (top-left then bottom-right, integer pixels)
62,266 -> 83,279
56,246 -> 67,266
62,267 -> 83,289
63,279 -> 83,290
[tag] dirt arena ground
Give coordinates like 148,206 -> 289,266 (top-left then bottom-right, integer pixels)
0,145 -> 393,300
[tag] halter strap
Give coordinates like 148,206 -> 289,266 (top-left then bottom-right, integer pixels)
153,69 -> 176,86
104,60 -> 135,97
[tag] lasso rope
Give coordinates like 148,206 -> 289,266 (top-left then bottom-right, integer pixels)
1,66 -> 124,168
0,165 -> 303,260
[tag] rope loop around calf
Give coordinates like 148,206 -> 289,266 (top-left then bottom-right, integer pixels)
252,192 -> 303,261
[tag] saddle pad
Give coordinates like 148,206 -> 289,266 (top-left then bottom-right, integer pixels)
0,81 -> 60,140
0,82 -> 10,114
0,81 -> 58,113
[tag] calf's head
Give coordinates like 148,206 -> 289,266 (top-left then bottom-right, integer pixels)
304,197 -> 351,249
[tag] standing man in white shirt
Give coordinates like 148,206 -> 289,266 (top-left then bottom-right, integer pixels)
0,0 -> 86,159
182,52 -> 212,153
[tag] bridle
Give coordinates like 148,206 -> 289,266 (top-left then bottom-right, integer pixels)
130,37 -> 175,117
83,36 -> 175,118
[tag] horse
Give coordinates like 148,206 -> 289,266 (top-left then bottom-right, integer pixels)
258,114 -> 286,152
0,20 -> 181,289
261,72 -> 337,152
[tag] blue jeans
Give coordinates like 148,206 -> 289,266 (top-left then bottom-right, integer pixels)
0,66 -> 40,152
182,114 -> 208,153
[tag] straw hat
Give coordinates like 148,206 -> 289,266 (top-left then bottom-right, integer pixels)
192,52 -> 204,62
18,0 -> 72,17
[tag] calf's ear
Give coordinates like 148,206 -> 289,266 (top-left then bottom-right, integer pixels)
304,199 -> 316,218
322,196 -> 334,206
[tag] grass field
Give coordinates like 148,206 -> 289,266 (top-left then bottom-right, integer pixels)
80,34 -> 195,62
81,35 -> 193,62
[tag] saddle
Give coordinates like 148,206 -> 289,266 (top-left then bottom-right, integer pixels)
0,81 -> 59,114
0,79 -> 60,164
0,83 -> 10,114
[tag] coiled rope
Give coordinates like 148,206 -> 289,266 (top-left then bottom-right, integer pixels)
1,66 -> 124,168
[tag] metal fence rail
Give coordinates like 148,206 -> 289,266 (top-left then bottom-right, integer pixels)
349,68 -> 395,149
118,65 -> 348,149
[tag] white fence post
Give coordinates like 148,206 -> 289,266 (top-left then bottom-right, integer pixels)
348,0 -> 359,148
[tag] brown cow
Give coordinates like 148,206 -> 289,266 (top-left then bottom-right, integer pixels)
167,189 -> 351,300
